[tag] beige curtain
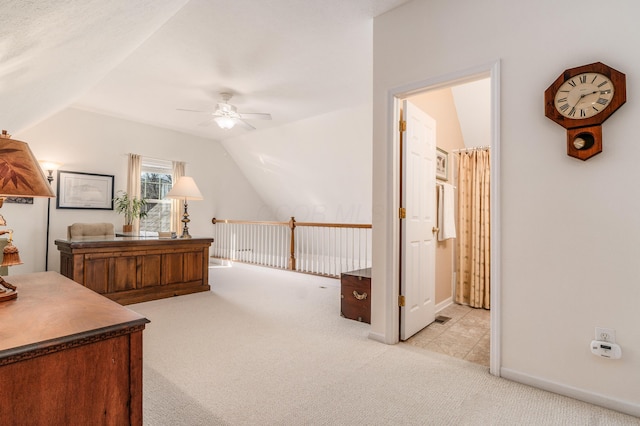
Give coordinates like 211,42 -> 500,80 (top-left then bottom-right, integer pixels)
171,161 -> 185,233
456,149 -> 491,309
127,153 -> 142,234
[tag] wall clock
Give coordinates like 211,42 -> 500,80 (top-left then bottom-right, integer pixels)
544,62 -> 626,160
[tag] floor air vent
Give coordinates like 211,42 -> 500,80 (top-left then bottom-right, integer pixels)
434,315 -> 451,324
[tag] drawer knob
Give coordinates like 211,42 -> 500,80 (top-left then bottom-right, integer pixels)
352,290 -> 368,300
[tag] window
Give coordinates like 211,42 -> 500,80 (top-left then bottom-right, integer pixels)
140,158 -> 173,234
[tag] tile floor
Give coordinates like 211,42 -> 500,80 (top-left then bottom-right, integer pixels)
405,303 -> 490,367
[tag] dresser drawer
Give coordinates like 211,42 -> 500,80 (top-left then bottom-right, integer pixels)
340,268 -> 371,324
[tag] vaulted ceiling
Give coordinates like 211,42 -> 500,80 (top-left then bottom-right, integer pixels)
2,0 -> 410,140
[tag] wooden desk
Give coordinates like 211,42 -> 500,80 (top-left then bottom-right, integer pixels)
0,272 -> 149,425
56,236 -> 213,305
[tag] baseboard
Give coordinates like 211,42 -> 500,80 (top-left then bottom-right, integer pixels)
368,331 -> 388,344
435,297 -> 453,313
209,258 -> 232,268
501,368 -> 640,418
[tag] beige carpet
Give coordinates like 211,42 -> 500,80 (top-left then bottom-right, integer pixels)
130,263 -> 640,425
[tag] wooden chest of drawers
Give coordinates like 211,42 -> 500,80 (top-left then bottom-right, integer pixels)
0,272 -> 149,425
56,237 -> 213,305
340,267 -> 371,323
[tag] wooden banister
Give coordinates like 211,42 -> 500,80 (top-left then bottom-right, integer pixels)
295,222 -> 372,229
212,218 -> 289,226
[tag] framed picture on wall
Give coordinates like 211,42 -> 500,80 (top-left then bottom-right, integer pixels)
436,147 -> 448,181
4,197 -> 34,204
57,170 -> 114,210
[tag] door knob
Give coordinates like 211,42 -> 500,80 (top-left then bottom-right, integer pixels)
433,227 -> 439,233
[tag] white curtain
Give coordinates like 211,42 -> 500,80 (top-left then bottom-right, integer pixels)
127,154 -> 142,234
171,161 -> 185,233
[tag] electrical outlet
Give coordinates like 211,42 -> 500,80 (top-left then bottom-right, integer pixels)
595,327 -> 616,343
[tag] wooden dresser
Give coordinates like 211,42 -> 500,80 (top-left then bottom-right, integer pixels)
56,236 -> 213,305
340,267 -> 371,323
0,272 -> 149,425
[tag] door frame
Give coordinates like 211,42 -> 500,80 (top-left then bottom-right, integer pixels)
386,60 -> 501,376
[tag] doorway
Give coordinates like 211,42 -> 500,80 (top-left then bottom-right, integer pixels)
400,77 -> 491,367
391,61 -> 500,375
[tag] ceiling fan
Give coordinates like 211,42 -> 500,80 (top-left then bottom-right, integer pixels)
178,92 -> 272,130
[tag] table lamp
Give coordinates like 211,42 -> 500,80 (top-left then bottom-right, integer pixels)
0,130 -> 56,301
165,176 -> 203,238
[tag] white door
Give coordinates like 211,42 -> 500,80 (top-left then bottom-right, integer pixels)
400,100 -> 436,340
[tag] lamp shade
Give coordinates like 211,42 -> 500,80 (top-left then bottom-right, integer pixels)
165,176 -> 203,200
39,160 -> 63,172
0,132 -> 55,198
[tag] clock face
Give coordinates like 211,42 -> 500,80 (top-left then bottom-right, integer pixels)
554,72 -> 615,119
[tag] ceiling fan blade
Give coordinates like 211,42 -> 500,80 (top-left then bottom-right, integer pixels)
234,118 -> 256,130
177,108 -> 213,114
238,112 -> 272,120
198,117 -> 217,127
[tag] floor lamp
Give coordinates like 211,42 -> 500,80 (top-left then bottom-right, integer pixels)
39,161 -> 62,271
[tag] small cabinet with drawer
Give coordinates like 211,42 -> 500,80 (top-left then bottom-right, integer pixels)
340,267 -> 371,323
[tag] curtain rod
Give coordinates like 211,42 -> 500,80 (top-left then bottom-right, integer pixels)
124,153 -> 187,165
452,146 -> 490,153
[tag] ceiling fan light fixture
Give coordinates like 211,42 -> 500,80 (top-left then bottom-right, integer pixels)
214,116 -> 235,130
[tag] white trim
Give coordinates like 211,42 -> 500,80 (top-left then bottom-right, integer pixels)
379,94 -> 402,345
488,60 -> 501,377
501,368 -> 640,418
368,331 -> 387,344
379,60 -> 502,374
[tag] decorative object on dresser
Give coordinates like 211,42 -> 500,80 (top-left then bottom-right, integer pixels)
0,130 -> 56,301
165,176 -> 203,238
340,268 -> 371,323
56,236 -> 213,304
113,190 -> 148,233
0,271 -> 149,424
544,62 -> 626,160
56,170 -> 114,209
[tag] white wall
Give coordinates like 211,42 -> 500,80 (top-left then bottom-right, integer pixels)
373,0 -> 640,415
451,78 -> 491,149
8,107 -> 270,274
221,104 -> 372,223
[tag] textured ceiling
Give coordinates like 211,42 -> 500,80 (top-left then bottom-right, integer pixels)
1,0 -> 410,140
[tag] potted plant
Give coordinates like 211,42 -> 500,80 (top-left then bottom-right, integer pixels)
113,191 -> 148,232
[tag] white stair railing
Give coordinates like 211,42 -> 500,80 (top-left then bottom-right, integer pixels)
211,217 -> 372,277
